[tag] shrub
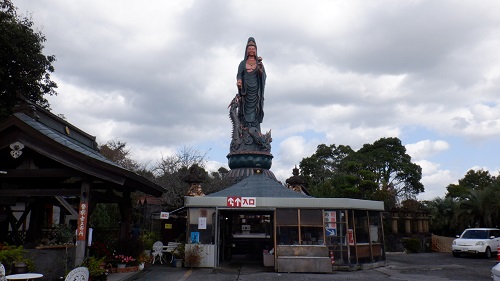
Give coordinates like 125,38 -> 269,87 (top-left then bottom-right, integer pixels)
184,245 -> 203,267
81,256 -> 107,281
139,231 -> 159,250
402,238 -> 421,253
0,244 -> 35,273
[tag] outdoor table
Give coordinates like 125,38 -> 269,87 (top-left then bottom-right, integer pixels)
5,273 -> 43,281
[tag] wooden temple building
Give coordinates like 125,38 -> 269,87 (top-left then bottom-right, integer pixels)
0,96 -> 164,277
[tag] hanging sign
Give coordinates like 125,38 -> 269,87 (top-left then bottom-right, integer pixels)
77,203 -> 88,241
226,196 -> 256,207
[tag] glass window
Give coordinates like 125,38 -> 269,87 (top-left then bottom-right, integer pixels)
277,226 -> 299,245
276,209 -> 298,225
300,209 -> 322,226
368,211 -> 382,243
353,210 -> 369,243
300,226 -> 324,245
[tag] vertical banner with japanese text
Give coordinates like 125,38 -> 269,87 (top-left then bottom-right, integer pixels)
77,203 -> 88,241
347,229 -> 355,245
324,210 -> 337,236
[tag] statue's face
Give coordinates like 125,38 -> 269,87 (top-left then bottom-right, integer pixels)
247,46 -> 256,57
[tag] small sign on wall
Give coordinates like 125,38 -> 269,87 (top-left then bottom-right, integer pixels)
324,211 -> 336,223
191,232 -> 200,243
326,228 -> 337,236
198,217 -> 207,229
165,224 -> 172,229
160,212 -> 170,219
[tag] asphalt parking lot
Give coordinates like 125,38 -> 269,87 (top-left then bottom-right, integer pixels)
126,252 -> 499,281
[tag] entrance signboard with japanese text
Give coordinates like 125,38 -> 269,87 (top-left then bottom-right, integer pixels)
226,196 -> 256,207
77,203 -> 88,241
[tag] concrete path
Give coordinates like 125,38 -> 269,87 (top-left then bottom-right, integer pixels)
106,252 -> 498,281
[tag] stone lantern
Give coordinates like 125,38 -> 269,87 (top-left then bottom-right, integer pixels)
183,164 -> 206,196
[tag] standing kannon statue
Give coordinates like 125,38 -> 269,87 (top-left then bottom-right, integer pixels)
228,37 -> 272,154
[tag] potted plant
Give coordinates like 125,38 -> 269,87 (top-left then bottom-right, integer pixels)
137,252 -> 150,270
139,231 -> 158,261
172,243 -> 185,268
114,255 -> 136,268
82,256 -> 107,281
0,244 -> 35,274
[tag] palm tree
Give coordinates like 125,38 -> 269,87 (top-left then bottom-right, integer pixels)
455,185 -> 499,229
425,197 -> 458,236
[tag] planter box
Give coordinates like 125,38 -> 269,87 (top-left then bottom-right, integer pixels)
263,253 -> 274,267
111,266 -> 139,273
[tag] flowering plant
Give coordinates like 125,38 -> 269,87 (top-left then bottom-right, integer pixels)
115,255 -> 136,264
89,241 -> 112,258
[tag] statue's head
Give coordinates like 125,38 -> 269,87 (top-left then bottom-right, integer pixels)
247,37 -> 256,47
245,37 -> 258,59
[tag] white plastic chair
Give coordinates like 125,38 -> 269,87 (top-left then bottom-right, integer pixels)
65,266 -> 89,281
151,241 -> 164,264
0,263 -> 5,281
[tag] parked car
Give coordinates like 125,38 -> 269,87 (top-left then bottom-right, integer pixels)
452,228 -> 500,258
493,262 -> 500,281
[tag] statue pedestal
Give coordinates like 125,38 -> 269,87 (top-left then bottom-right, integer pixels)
226,152 -> 275,183
227,152 -> 273,170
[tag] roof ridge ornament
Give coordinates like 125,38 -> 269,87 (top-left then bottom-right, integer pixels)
13,92 -> 39,120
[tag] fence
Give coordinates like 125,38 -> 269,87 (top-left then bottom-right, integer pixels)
431,234 -> 454,252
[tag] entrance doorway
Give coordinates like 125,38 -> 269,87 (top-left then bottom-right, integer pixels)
218,210 -> 274,264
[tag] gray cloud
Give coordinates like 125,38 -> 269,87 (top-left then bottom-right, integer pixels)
15,0 -> 500,199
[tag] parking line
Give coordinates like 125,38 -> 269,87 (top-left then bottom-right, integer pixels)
178,269 -> 192,281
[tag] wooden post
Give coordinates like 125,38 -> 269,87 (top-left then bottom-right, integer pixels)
119,189 -> 132,241
75,181 -> 90,266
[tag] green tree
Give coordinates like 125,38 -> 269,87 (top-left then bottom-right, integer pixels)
446,169 -> 494,200
357,137 -> 423,200
0,0 -> 57,120
299,137 -> 423,208
300,144 -> 354,197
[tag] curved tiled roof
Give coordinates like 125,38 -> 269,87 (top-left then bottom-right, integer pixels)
15,112 -> 121,168
208,170 -> 310,198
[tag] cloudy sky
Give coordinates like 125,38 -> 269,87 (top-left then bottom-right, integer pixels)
14,0 -> 500,200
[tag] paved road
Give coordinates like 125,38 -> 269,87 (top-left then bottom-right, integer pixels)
127,252 -> 498,281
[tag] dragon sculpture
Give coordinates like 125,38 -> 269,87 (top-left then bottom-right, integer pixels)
228,94 -> 272,154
